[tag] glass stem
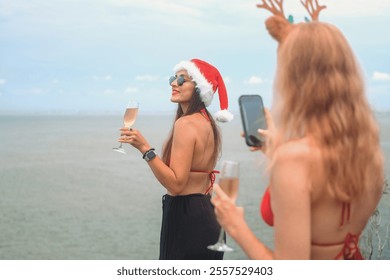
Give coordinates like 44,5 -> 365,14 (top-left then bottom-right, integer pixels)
218,228 -> 225,244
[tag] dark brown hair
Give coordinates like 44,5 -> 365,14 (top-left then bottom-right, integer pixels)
161,90 -> 221,166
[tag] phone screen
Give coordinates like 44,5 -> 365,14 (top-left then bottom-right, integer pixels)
239,95 -> 267,147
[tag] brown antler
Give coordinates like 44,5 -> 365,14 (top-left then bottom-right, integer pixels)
256,0 -> 286,19
300,0 -> 326,21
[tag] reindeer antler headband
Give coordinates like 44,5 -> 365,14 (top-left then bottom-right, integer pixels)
257,0 -> 327,43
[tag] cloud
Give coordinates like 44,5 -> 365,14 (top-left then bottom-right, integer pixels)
372,71 -> 390,82
125,87 -> 139,93
223,76 -> 231,84
275,0 -> 390,18
111,0 -> 203,18
0,79 -> 6,85
135,75 -> 159,81
93,75 -> 113,81
110,0 -> 390,20
103,89 -> 116,95
245,76 -> 263,84
30,88 -> 46,95
328,0 -> 390,17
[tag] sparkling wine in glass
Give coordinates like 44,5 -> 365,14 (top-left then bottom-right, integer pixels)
208,160 -> 239,252
113,100 -> 139,154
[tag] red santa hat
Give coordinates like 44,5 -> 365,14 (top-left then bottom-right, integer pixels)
173,58 -> 234,122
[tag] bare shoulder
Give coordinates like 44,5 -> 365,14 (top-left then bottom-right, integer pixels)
272,138 -> 323,195
274,138 -> 320,165
174,115 -> 199,135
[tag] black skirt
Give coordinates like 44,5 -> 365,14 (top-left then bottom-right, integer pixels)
159,193 -> 224,260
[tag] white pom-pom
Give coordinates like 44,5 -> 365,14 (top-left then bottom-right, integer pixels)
214,109 -> 234,123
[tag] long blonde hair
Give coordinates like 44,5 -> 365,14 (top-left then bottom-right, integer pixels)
271,22 -> 383,201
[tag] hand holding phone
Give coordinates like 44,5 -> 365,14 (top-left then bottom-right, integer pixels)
239,95 -> 267,147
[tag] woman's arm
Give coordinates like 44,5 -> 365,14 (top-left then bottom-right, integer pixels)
120,117 -> 197,194
271,142 -> 312,259
212,141 -> 312,260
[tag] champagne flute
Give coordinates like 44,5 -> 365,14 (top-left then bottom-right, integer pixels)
208,160 -> 239,252
112,100 -> 139,154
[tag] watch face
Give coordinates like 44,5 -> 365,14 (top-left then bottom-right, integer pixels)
146,150 -> 156,161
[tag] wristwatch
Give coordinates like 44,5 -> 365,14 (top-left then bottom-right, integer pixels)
143,148 -> 157,162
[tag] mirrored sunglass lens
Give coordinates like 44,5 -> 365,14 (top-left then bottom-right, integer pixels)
177,76 -> 185,86
169,76 -> 176,85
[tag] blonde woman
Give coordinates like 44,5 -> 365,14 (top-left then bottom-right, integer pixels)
212,1 -> 384,260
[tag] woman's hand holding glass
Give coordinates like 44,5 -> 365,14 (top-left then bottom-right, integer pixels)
211,184 -> 246,241
208,160 -> 239,252
113,100 -> 139,154
119,128 -> 151,155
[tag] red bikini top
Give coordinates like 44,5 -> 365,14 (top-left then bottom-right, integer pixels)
260,186 -> 363,259
260,187 -> 273,226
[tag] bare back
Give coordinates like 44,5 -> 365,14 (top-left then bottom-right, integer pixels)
168,112 -> 216,195
311,149 -> 382,259
305,139 -> 383,259
270,137 -> 383,259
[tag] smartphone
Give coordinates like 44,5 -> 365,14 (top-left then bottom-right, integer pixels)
239,95 -> 267,147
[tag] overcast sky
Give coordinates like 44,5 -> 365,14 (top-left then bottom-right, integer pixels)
1,0 -> 389,114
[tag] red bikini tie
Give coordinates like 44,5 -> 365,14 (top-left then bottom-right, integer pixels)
336,203 -> 363,260
334,233 -> 363,260
204,170 -> 220,195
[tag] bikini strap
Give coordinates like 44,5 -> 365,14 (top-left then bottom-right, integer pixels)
190,169 -> 220,195
200,108 -> 210,122
340,202 -> 351,226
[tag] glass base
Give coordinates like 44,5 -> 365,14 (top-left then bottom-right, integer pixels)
207,242 -> 234,252
112,147 -> 126,154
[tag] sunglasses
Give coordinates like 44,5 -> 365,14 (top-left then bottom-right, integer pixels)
169,75 -> 192,86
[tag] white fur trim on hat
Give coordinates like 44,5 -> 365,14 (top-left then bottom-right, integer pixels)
173,61 -> 214,106
214,109 -> 234,123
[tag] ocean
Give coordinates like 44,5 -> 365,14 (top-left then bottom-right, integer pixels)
0,112 -> 389,260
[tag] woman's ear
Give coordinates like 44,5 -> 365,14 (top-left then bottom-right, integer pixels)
265,16 -> 294,43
